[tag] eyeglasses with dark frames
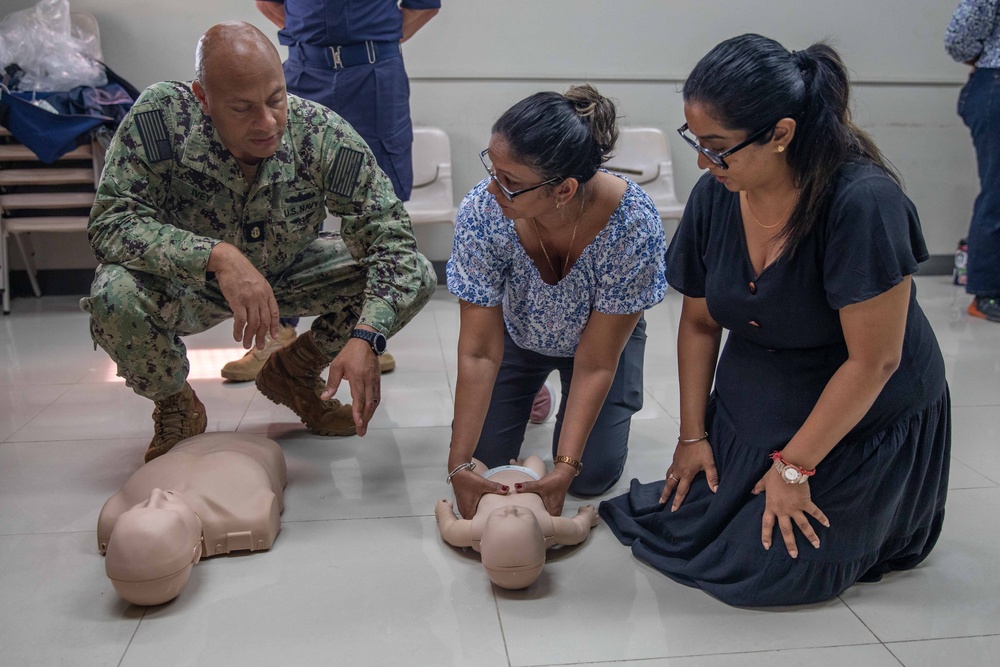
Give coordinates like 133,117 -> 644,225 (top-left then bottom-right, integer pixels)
479,149 -> 561,201
676,123 -> 775,170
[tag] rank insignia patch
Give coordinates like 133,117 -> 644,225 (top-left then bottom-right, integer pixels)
329,147 -> 364,197
134,110 -> 172,163
244,223 -> 264,243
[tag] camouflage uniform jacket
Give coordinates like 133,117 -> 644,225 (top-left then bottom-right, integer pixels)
88,80 -> 429,335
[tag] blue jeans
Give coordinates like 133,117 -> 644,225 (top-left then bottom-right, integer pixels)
474,318 -> 647,497
958,68 -> 1000,297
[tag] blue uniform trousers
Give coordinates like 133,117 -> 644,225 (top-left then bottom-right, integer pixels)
284,54 -> 413,202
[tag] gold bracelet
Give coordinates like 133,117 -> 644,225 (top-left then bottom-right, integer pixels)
553,454 -> 583,477
678,432 -> 709,444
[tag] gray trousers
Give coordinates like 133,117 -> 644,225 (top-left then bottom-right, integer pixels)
81,234 -> 435,401
475,318 -> 646,497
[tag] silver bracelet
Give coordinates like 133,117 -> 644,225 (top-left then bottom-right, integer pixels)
446,461 -> 476,484
678,432 -> 709,444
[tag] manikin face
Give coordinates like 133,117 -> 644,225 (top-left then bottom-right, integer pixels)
480,505 -> 546,589
193,45 -> 288,165
104,489 -> 204,605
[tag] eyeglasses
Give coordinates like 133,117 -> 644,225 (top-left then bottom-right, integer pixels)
676,123 -> 775,170
479,149 -> 561,201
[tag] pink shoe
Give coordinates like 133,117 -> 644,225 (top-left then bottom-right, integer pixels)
529,380 -> 556,424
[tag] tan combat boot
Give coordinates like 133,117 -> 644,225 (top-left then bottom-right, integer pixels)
145,382 -> 207,462
221,324 -> 395,380
220,323 -> 298,382
378,352 -> 396,374
255,332 -> 357,436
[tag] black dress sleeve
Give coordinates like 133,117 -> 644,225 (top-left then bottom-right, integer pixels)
822,165 -> 929,310
665,173 -> 717,298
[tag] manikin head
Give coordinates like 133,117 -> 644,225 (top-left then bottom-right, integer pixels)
192,21 -> 288,166
104,489 -> 204,606
479,505 -> 546,589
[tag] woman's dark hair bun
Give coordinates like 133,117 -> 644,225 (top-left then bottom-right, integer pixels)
563,83 -> 619,159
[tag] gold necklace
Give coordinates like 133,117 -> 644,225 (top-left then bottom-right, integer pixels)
744,191 -> 795,230
530,214 -> 579,280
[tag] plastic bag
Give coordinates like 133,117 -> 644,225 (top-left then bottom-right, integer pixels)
0,0 -> 106,91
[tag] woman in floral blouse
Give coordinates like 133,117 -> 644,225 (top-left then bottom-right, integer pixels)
445,84 -> 667,519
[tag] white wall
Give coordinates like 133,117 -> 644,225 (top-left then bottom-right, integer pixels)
4,0 -> 975,268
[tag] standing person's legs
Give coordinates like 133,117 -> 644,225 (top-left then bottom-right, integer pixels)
960,69 -> 1000,317
553,318 -> 647,497
284,57 -> 413,201
474,331 -> 559,468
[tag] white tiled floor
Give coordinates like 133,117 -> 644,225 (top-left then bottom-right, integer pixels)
0,276 -> 997,667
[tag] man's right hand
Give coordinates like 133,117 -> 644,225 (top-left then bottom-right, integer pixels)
207,243 -> 280,350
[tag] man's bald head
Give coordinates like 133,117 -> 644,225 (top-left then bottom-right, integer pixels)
191,21 -> 288,166
194,21 -> 281,91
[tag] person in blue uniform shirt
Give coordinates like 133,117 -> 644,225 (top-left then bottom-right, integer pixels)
229,0 -> 440,381
256,0 -> 440,202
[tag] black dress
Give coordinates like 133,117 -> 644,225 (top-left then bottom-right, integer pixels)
599,163 -> 951,607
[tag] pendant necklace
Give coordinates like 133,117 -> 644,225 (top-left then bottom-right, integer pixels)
530,214 -> 579,280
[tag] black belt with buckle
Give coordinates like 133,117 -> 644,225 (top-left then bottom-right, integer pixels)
289,40 -> 401,70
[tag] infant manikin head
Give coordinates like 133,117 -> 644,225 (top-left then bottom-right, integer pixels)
479,505 -> 546,589
104,489 -> 204,606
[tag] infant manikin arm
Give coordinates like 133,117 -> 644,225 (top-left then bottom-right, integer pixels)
435,499 -> 474,547
551,504 -> 599,545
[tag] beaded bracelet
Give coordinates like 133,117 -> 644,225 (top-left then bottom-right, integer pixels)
677,432 -> 709,444
769,451 -> 816,476
446,461 -> 476,484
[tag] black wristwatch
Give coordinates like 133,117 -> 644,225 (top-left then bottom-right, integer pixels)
350,328 -> 387,356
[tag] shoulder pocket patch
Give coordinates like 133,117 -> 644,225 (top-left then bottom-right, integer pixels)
329,147 -> 364,197
134,109 -> 172,163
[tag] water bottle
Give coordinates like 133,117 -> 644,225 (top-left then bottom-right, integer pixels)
954,238 -> 968,286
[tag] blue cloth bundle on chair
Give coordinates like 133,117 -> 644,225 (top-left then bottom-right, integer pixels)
0,85 -> 110,163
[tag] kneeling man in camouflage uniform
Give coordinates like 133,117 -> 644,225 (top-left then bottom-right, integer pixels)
81,21 -> 436,462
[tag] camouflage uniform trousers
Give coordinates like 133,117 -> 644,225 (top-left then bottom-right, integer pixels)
81,233 -> 436,401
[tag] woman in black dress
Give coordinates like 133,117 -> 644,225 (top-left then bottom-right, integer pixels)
600,34 -> 951,607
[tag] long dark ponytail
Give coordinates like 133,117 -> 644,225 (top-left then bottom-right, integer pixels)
683,34 -> 898,250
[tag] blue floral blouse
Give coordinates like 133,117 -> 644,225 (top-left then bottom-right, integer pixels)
447,173 -> 667,357
945,0 -> 1000,68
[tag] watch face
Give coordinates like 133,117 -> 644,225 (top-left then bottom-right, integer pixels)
373,333 -> 387,355
782,466 -> 801,483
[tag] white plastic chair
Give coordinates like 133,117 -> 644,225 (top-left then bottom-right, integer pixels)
404,127 -> 457,226
605,127 -> 685,235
